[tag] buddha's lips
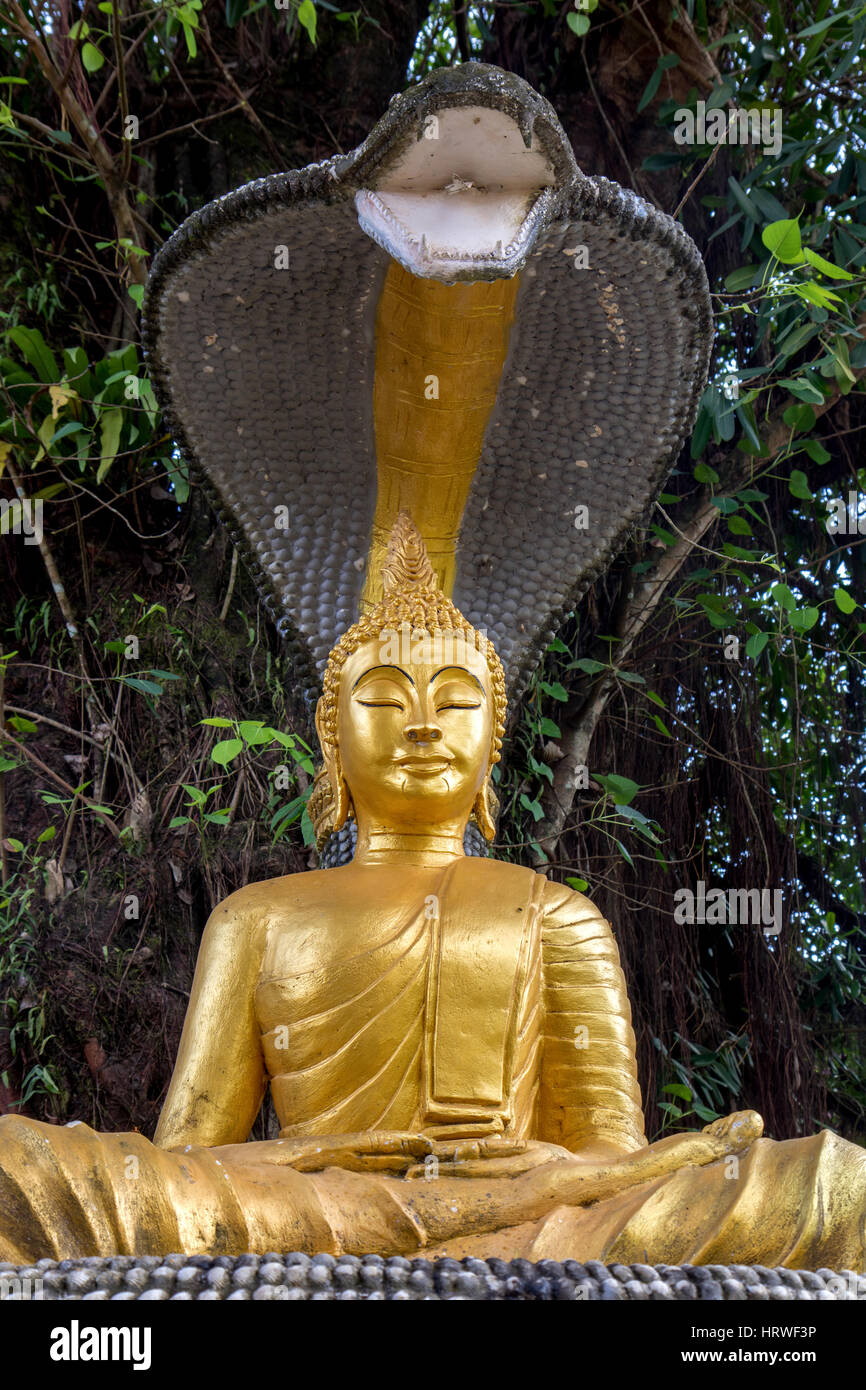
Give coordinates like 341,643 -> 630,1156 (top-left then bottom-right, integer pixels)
399,756 -> 452,775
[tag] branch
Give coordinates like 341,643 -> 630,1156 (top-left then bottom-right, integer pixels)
7,0 -> 147,285
794,848 -> 863,933
531,351 -> 866,864
0,729 -> 121,839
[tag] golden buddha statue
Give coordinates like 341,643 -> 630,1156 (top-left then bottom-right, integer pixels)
1,513 -> 864,1268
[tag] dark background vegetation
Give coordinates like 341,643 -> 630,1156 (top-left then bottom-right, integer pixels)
1,0 -> 864,1144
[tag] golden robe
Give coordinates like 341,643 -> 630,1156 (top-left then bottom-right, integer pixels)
1,859 -> 864,1266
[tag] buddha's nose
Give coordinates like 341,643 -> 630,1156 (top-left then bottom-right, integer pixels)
405,724 -> 442,743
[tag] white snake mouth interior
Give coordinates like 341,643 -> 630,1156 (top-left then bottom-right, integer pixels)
355,105 -> 558,282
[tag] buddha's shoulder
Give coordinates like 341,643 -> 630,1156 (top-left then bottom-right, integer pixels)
536,875 -> 613,936
457,859 -> 610,927
206,869 -> 337,927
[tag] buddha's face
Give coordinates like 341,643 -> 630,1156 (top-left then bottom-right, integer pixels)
335,633 -> 493,831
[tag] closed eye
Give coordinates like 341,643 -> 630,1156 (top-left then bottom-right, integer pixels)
356,698 -> 405,709
437,701 -> 481,711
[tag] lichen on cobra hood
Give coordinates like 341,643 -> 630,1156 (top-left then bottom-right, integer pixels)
142,62 -> 713,715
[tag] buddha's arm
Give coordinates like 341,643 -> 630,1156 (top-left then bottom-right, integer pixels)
154,890 -> 268,1150
537,882 -> 647,1157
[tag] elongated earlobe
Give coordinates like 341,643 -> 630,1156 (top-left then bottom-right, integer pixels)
328,749 -> 352,833
472,771 -> 498,842
314,698 -> 353,838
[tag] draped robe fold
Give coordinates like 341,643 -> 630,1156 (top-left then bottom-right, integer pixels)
1,860 -> 864,1267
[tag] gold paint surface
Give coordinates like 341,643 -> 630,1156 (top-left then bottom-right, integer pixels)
361,264 -> 520,608
2,522 -> 865,1271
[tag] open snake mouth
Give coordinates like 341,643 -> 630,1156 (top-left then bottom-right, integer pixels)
352,66 -> 578,283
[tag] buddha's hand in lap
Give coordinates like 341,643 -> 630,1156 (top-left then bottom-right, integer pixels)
522,1109 -> 765,1208
405,1137 -> 573,1180
211,1131 -> 436,1174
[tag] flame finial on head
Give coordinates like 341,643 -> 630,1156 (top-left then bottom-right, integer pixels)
381,510 -> 438,596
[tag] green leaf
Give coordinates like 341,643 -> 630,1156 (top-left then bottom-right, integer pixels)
238,720 -> 271,745
614,838 -> 633,868
122,677 -> 163,696
300,806 -> 316,848
782,403 -> 816,432
762,218 -> 802,264
297,0 -> 317,43
771,582 -> 796,611
803,439 -> 830,464
663,1083 -> 693,1102
788,469 -> 813,500
565,876 -> 589,893
637,53 -> 679,112
97,407 -> 124,483
794,281 -> 842,309
705,81 -> 733,111
538,716 -> 561,738
128,284 -> 144,310
777,321 -> 820,360
7,715 -> 37,732
5,838 -> 25,853
181,784 -> 208,806
650,524 -> 677,547
779,377 -> 825,404
833,587 -> 857,614
201,717 -> 233,728
795,14 -> 845,38
8,326 -> 59,383
177,12 -> 198,58
690,404 -> 713,459
519,793 -> 543,822
789,606 -> 819,632
539,680 -> 568,701
652,714 -> 673,737
830,335 -> 857,385
169,816 -> 191,829
724,264 -> 760,292
37,825 -> 56,843
727,177 -> 759,222
735,402 -> 763,454
566,11 -> 590,35
693,1103 -> 722,1123
802,248 -> 854,281
211,738 -> 243,766
49,421 -> 86,445
746,632 -> 769,658
0,757 -> 19,773
596,773 -> 640,806
568,657 -> 606,675
727,514 -> 752,535
694,461 -> 720,485
81,42 -> 104,72
711,496 -> 738,515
